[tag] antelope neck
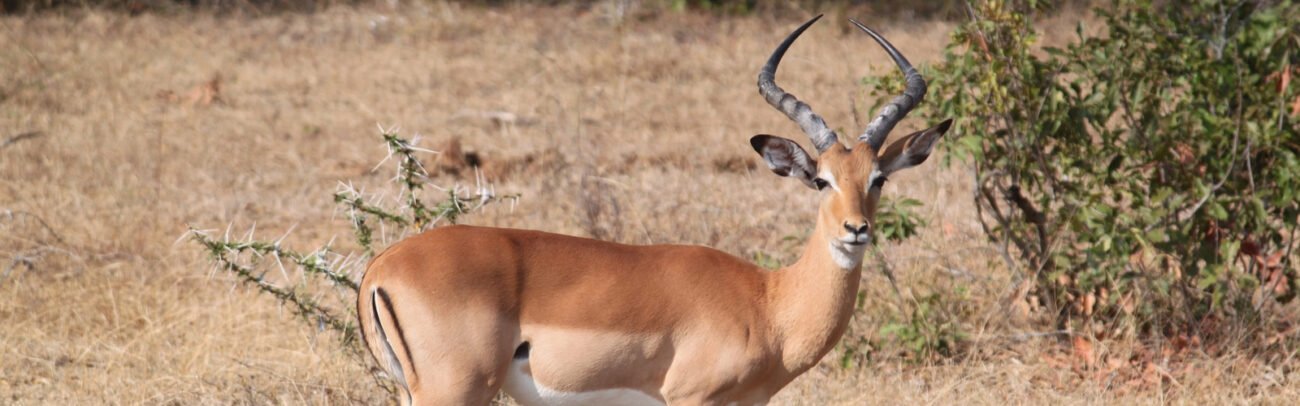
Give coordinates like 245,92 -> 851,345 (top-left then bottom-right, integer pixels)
765,219 -> 864,373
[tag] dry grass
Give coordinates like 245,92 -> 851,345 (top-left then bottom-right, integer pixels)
1,3 -> 1296,404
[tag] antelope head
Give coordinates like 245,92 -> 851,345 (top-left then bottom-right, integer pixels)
751,15 -> 953,268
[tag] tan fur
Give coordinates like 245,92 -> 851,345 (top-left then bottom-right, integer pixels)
355,124 -> 946,405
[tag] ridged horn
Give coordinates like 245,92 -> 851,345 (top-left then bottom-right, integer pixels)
758,15 -> 839,153
850,19 -> 927,151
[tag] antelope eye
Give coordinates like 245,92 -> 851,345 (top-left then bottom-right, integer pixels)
813,178 -> 830,190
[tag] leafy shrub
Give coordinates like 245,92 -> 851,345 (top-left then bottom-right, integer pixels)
866,0 -> 1300,344
879,289 -> 970,361
875,197 -> 928,243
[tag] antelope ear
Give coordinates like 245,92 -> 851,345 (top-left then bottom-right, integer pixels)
876,118 -> 951,176
750,135 -> 819,190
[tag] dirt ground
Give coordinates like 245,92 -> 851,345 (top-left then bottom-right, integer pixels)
2,3 -> 1297,404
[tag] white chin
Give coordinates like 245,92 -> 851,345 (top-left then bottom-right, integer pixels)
828,241 -> 867,269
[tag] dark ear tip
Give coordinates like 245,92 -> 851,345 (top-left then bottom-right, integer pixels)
936,118 -> 954,133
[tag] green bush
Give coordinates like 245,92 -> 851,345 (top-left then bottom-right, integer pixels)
866,0 -> 1300,343
879,289 -> 970,361
875,197 -> 928,243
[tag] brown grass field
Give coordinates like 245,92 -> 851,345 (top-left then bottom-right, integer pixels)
2,3 -> 1298,404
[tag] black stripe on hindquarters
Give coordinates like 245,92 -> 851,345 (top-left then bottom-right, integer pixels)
375,287 -> 417,380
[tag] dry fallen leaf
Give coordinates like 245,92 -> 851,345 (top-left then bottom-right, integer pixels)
1262,251 -> 1284,269
157,74 -> 222,107
1040,353 -> 1069,369
1072,336 -> 1095,368
184,74 -> 221,107
1119,293 -> 1135,315
1280,65 -> 1291,93
1174,143 -> 1196,166
1007,280 -> 1033,320
1267,267 -> 1290,296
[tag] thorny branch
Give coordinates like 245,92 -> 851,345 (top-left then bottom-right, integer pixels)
187,129 -> 521,391
189,229 -> 359,344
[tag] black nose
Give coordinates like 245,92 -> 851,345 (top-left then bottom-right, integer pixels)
843,221 -> 869,235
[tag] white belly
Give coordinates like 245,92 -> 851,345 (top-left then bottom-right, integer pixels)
502,358 -> 665,406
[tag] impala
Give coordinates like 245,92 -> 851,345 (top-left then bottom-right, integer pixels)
358,15 -> 952,405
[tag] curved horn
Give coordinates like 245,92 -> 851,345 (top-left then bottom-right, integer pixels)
758,15 -> 839,153
850,19 -> 927,151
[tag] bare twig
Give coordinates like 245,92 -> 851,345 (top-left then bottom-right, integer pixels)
1004,184 -> 1049,263
2,246 -> 82,286
870,246 -> 904,301
1,131 -> 44,150
0,18 -> 47,72
1,209 -> 67,245
1174,89 -> 1243,224
2,256 -> 35,284
972,169 -> 1020,275
976,330 -> 1072,344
